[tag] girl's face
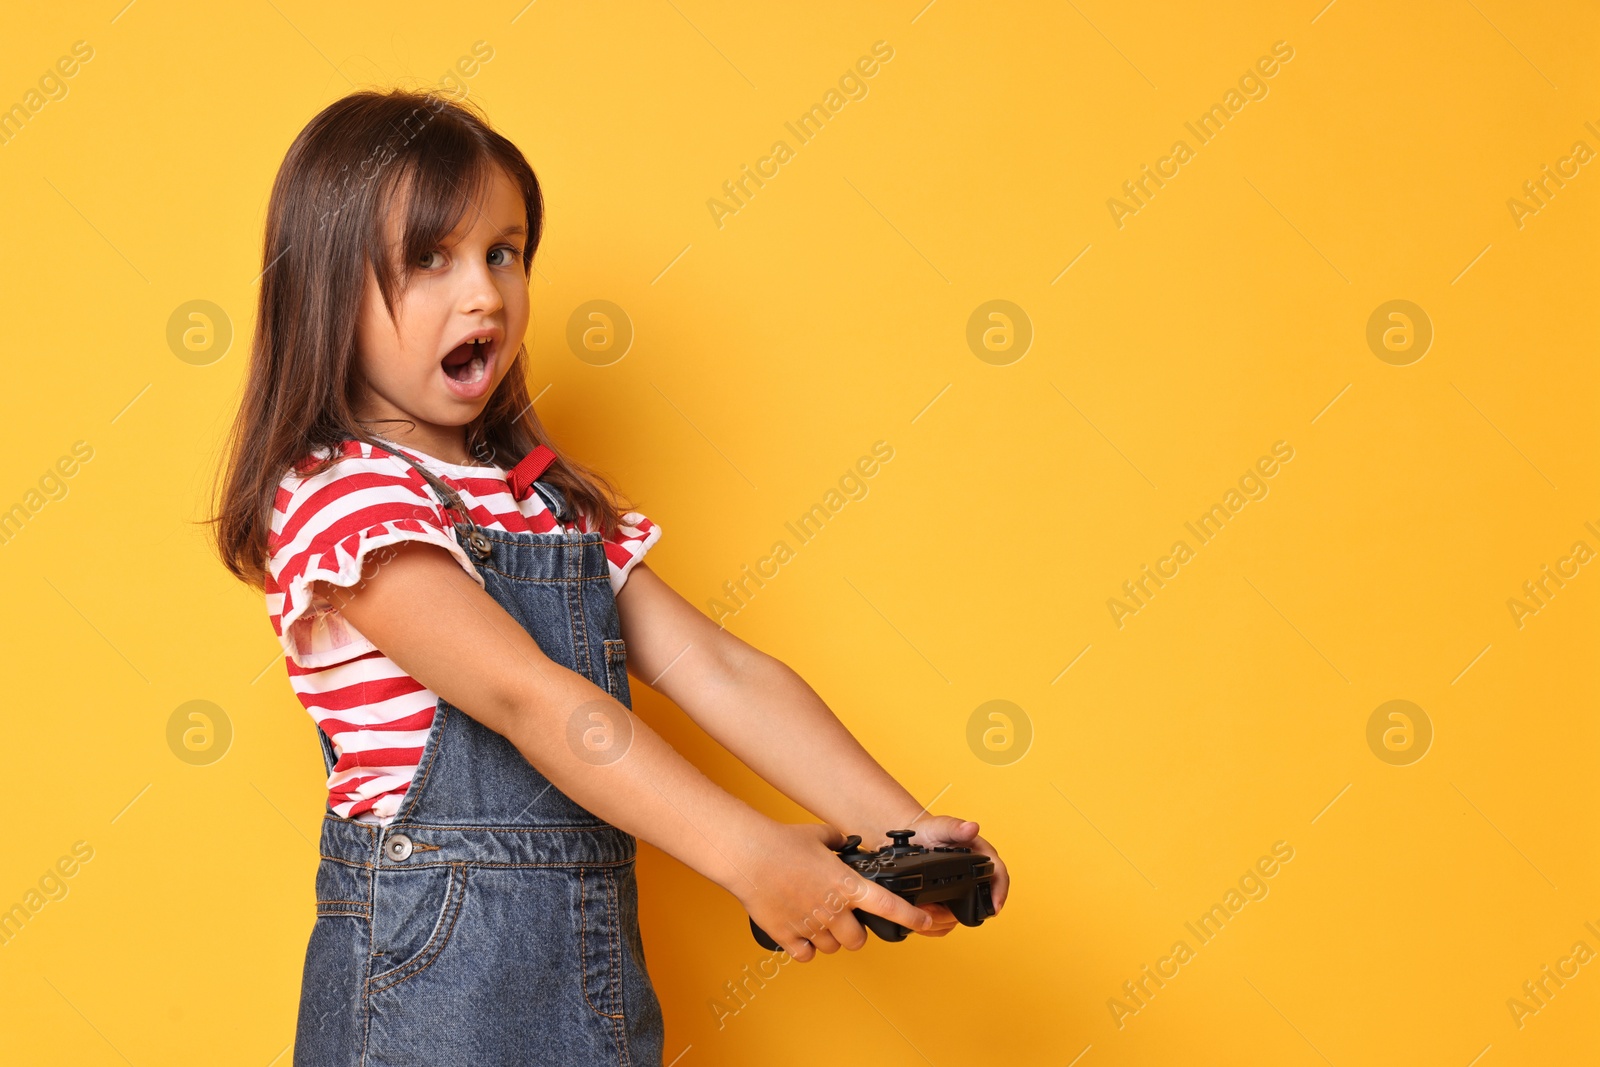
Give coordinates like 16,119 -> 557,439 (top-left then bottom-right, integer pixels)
353,165 -> 530,464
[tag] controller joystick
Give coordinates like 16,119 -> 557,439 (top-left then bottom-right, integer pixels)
885,829 -> 918,853
748,828 -> 997,951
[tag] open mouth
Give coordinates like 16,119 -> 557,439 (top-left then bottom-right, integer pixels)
440,336 -> 497,390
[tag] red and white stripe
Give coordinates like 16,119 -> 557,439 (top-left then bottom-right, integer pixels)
265,437 -> 659,823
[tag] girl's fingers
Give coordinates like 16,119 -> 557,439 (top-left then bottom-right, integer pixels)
855,881 -> 934,937
952,829 -> 1006,912
914,815 -> 1006,912
826,910 -> 870,951
808,928 -> 843,955
913,903 -> 959,937
781,930 -> 817,962
975,836 -> 1009,912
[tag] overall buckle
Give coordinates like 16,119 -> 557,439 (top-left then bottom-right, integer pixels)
454,518 -> 492,560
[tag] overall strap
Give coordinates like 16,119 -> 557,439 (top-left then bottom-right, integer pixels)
506,443 -> 570,521
507,444 -> 556,499
361,438 -> 494,560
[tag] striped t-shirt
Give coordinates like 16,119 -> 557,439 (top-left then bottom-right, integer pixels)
264,436 -> 660,824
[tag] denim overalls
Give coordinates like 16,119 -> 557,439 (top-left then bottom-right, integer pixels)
294,440 -> 665,1066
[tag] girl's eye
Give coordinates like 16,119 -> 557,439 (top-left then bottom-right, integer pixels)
417,247 -> 522,269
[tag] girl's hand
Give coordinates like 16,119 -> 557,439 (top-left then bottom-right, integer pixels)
733,822 -> 936,962
868,814 -> 1009,938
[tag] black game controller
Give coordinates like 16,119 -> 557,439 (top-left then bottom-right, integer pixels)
749,829 -> 997,950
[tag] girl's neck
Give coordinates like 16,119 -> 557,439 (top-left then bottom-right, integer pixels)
370,429 -> 483,468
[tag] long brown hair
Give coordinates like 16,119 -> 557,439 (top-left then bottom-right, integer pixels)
209,87 -> 634,589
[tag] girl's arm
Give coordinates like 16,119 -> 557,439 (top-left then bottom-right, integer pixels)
312,541 -> 937,960
616,562 -> 1009,913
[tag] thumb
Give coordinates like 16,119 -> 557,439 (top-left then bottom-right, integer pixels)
912,815 -> 978,845
807,822 -> 849,849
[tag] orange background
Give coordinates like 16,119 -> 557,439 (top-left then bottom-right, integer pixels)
1,2 -> 1595,1064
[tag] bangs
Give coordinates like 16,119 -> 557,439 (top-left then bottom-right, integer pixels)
368,122 -> 508,308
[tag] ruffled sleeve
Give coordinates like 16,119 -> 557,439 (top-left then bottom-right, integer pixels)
581,509 -> 661,595
265,448 -> 486,669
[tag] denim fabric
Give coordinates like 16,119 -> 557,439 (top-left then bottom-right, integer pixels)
294,443 -> 665,1066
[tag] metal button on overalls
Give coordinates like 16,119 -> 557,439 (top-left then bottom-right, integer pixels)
383,834 -> 413,862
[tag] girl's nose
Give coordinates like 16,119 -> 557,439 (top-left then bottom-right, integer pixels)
459,260 -> 504,314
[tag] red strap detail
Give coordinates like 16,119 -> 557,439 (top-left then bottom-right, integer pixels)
507,444 -> 557,501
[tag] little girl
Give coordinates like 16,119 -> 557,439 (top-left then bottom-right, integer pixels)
211,87 -> 1007,1065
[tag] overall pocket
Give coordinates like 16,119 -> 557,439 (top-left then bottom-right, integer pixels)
297,852 -> 376,1063
577,864 -> 625,1022
365,862 -> 469,996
